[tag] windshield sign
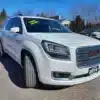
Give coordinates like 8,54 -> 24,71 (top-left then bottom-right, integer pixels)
28,20 -> 39,25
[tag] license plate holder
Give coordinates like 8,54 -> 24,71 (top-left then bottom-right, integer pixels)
89,66 -> 99,75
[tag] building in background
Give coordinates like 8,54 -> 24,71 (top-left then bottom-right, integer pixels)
49,15 -> 61,20
60,19 -> 71,27
49,16 -> 71,27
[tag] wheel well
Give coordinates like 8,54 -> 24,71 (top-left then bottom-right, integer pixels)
21,49 -> 27,67
21,49 -> 37,71
21,49 -> 40,83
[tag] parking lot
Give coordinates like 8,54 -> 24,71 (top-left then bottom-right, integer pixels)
0,55 -> 100,100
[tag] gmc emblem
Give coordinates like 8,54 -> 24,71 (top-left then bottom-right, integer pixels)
88,50 -> 100,57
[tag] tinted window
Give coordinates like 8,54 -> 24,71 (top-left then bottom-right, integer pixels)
2,19 -> 7,29
24,18 -> 72,33
5,19 -> 13,30
5,17 -> 22,33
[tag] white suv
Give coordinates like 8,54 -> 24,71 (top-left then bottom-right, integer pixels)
1,16 -> 100,88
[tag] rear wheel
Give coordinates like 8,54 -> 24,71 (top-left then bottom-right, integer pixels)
24,54 -> 38,88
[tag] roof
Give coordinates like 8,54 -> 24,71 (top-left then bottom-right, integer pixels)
9,16 -> 56,21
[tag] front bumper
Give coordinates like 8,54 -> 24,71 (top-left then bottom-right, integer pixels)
38,56 -> 100,86
41,70 -> 100,86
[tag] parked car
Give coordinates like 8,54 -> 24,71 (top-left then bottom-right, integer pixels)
1,16 -> 100,88
90,29 -> 100,40
80,27 -> 100,39
80,28 -> 95,36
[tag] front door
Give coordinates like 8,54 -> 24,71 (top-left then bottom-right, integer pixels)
3,17 -> 23,64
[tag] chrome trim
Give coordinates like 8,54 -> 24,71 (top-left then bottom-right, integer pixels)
76,45 -> 100,68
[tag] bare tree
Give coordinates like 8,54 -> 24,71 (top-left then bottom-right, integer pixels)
70,3 -> 99,23
22,10 -> 34,16
12,10 -> 23,16
13,10 -> 34,16
36,10 -> 57,18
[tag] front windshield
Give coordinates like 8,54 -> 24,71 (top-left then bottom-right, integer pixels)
23,18 -> 72,33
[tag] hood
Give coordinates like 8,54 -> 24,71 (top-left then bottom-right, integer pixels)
28,32 -> 100,48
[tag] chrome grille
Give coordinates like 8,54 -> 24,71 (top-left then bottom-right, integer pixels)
76,45 -> 100,68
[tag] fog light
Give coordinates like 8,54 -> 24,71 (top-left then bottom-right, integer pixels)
52,72 -> 71,78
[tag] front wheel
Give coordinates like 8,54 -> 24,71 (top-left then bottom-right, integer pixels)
24,54 -> 38,88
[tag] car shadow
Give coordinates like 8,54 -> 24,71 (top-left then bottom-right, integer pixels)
37,84 -> 67,90
0,55 -> 67,90
0,55 -> 25,88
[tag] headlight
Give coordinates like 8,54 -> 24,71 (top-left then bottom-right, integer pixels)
41,40 -> 70,60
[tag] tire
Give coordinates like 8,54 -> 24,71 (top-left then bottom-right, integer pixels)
23,54 -> 38,88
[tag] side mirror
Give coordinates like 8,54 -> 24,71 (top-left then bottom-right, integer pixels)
10,27 -> 20,33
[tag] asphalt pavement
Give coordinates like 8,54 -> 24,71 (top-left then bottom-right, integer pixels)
0,55 -> 100,100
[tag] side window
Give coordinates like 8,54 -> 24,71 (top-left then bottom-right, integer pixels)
2,20 -> 8,29
12,18 -> 23,33
5,19 -> 13,31
5,17 -> 23,33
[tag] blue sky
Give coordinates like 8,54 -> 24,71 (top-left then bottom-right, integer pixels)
0,0 -> 100,19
